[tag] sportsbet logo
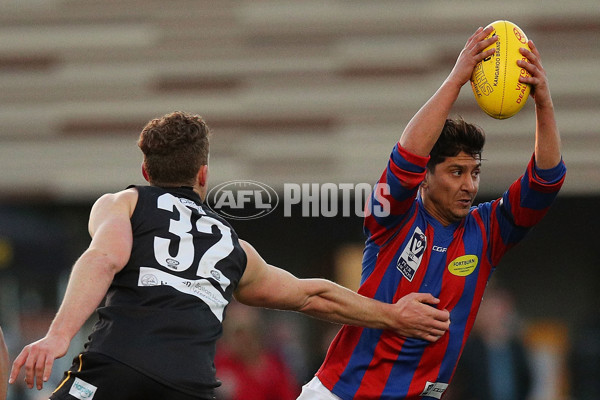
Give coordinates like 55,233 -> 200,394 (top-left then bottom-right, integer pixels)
447,255 -> 479,276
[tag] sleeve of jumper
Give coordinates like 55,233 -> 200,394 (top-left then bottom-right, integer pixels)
488,154 -> 566,264
363,143 -> 429,244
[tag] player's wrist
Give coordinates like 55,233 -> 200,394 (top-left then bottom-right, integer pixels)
442,75 -> 466,92
47,323 -> 76,344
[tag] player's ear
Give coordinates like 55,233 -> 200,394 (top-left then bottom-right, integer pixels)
421,171 -> 429,188
197,165 -> 209,188
141,162 -> 150,183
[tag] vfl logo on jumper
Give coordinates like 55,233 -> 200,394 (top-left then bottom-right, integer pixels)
448,255 -> 479,277
69,378 -> 97,400
397,227 -> 426,281
420,381 -> 448,399
207,180 -> 279,220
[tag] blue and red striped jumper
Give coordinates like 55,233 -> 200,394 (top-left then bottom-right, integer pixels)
315,143 -> 565,400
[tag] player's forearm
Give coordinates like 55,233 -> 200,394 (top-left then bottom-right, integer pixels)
46,249 -> 116,342
399,79 -> 462,157
534,102 -> 562,169
297,279 -> 395,329
0,327 -> 8,400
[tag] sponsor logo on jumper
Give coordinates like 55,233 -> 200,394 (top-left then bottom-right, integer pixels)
138,267 -> 229,321
447,255 -> 479,277
179,197 -> 205,214
69,378 -> 97,400
420,381 -> 448,399
140,273 -> 159,286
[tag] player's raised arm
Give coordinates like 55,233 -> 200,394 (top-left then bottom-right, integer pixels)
399,26 -> 497,157
518,41 -> 562,169
234,240 -> 450,342
9,190 -> 136,390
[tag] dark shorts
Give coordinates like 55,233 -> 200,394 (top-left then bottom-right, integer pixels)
50,352 -> 215,400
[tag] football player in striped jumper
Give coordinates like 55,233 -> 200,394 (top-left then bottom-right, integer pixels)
301,26 -> 565,400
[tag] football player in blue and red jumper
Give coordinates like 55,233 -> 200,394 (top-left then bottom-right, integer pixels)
301,25 -> 565,400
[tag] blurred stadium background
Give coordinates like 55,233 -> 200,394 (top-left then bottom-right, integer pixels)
0,1 -> 598,399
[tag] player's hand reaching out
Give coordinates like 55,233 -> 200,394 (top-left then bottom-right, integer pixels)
391,292 -> 450,342
9,334 -> 70,390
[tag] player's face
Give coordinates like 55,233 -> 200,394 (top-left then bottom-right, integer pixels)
421,151 -> 481,226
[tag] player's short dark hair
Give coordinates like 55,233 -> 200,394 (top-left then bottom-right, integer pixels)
138,111 -> 210,186
428,118 -> 485,171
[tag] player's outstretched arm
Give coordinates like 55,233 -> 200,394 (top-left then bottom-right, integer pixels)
234,240 -> 450,342
9,189 -> 136,391
1,327 -> 9,400
518,41 -> 562,169
399,26 -> 497,157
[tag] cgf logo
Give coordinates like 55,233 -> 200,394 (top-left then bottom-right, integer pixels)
397,227 -> 427,281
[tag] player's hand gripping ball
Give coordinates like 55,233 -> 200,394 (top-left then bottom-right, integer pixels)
471,20 -> 531,119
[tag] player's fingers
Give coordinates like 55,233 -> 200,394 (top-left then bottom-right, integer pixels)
429,315 -> 451,330
477,25 -> 494,39
517,62 -> 545,89
520,46 -> 545,75
23,349 -> 38,388
429,327 -> 448,338
519,47 -> 537,65
421,334 -> 436,342
517,58 -> 538,77
465,26 -> 492,50
409,293 -> 440,315
481,33 -> 498,47
421,332 -> 443,343
34,353 -> 48,390
471,35 -> 495,56
9,349 -> 29,384
43,356 -> 55,385
477,48 -> 495,62
466,26 -> 484,44
424,321 -> 451,341
425,305 -> 450,323
528,39 -> 541,58
412,292 -> 439,305
470,26 -> 483,37
412,295 -> 450,321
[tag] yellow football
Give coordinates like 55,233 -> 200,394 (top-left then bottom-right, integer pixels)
470,20 -> 531,119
